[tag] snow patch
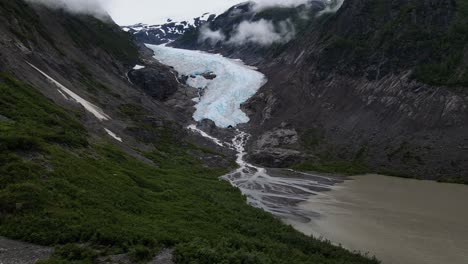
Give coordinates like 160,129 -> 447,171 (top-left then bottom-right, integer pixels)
133,64 -> 146,70
57,89 -> 68,100
294,50 -> 306,64
146,44 -> 266,128
27,62 -> 110,121
187,124 -> 224,146
105,128 -> 123,142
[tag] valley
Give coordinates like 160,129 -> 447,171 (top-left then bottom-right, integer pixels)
0,0 -> 467,263
147,43 -> 468,264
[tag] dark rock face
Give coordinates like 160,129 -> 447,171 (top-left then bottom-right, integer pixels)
128,67 -> 179,101
247,127 -> 308,167
248,149 -> 306,168
201,71 -> 217,80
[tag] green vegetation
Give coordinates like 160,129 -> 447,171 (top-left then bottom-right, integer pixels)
0,74 -> 378,263
411,0 -> 468,86
38,244 -> 99,264
0,0 -> 137,67
0,73 -> 87,151
293,159 -> 369,176
437,176 -> 468,185
0,0 -> 60,51
300,128 -> 325,150
75,63 -> 112,94
256,6 -> 312,34
318,0 -> 468,87
294,129 -> 369,175
386,142 -> 424,165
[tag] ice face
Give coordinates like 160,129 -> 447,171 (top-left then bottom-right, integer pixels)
146,44 -> 267,128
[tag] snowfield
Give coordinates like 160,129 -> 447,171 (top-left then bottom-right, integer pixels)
27,62 -> 111,121
146,44 -> 266,128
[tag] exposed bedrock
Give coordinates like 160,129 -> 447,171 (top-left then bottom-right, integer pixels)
128,66 -> 179,101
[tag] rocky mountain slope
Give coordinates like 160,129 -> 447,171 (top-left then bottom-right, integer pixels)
171,0 -> 333,64
245,0 -> 468,183
166,0 -> 468,183
0,1 -> 378,263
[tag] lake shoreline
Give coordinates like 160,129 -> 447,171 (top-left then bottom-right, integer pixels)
285,174 -> 468,264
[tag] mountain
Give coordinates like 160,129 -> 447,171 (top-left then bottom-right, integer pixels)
171,0 -> 331,64
122,13 -> 216,45
167,0 -> 468,183
245,0 -> 468,183
0,0 -> 378,263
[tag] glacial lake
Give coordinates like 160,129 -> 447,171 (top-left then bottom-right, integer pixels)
286,174 -> 468,264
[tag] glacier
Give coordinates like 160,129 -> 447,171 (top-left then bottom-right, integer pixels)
146,44 -> 267,128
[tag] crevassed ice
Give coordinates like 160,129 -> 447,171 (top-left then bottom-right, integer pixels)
145,44 -> 267,128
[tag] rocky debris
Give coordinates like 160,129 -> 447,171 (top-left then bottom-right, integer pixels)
0,237 -> 52,264
243,92 -> 278,125
186,71 -> 216,88
254,128 -> 299,149
246,126 -> 308,167
249,148 -> 306,168
128,66 -> 179,101
196,119 -> 237,143
197,119 -> 217,134
149,248 -> 174,264
201,71 -> 217,80
163,84 -> 198,119
0,114 -> 11,122
98,253 -> 133,264
97,248 -> 174,264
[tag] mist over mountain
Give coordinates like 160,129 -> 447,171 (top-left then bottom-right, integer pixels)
25,0 -> 109,20
0,0 -> 467,263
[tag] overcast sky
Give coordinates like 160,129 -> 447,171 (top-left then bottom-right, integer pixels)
102,0 -> 242,25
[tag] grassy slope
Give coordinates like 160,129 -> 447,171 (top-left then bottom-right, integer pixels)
0,74 -> 378,263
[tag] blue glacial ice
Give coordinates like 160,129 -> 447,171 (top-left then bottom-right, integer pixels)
146,44 -> 267,128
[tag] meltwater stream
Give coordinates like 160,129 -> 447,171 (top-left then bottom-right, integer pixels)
222,131 -> 341,221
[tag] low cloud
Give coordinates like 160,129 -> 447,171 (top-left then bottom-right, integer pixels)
252,0 -> 317,11
25,0 -> 109,20
228,19 -> 295,46
198,25 -> 226,45
317,0 -> 345,16
197,0 -> 345,47
199,19 -> 295,47
252,0 -> 344,13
